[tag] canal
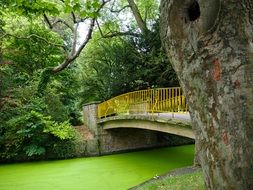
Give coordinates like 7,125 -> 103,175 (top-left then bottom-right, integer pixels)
0,144 -> 194,190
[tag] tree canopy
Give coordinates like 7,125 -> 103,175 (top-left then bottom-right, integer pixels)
0,0 -> 178,162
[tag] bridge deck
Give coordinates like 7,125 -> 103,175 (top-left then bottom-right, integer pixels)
98,112 -> 191,123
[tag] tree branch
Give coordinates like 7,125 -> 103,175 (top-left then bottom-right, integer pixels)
71,12 -> 77,23
44,12 -> 74,32
52,0 -> 111,73
76,17 -> 89,23
3,32 -> 66,51
110,5 -> 130,13
52,18 -> 95,73
127,0 -> 148,34
43,13 -> 53,29
75,19 -> 95,58
102,0 -> 111,3
70,23 -> 78,56
96,20 -> 139,38
51,19 -> 74,32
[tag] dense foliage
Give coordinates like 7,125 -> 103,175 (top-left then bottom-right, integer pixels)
0,0 -> 178,162
0,14 -> 82,161
2,111 -> 74,158
78,21 -> 178,104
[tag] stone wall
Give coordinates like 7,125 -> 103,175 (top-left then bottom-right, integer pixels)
83,101 -> 100,136
97,128 -> 165,154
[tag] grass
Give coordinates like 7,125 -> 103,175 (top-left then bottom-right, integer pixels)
0,145 -> 194,190
135,170 -> 205,190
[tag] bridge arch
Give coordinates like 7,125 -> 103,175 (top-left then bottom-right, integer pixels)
98,115 -> 194,139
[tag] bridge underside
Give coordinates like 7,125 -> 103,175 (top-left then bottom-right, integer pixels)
98,115 -> 195,139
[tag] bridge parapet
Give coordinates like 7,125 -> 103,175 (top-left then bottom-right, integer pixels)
98,87 -> 188,119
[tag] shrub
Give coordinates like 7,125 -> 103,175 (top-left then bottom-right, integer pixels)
0,111 -> 76,161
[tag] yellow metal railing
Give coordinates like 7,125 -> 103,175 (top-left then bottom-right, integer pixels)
97,87 -> 188,118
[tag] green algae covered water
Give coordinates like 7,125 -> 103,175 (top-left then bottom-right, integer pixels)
0,145 -> 194,190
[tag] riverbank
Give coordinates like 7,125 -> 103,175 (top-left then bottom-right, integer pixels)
129,166 -> 204,190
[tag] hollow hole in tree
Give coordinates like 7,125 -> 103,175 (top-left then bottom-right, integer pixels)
187,0 -> 200,21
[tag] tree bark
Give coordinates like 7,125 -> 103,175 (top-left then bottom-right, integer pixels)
160,0 -> 253,189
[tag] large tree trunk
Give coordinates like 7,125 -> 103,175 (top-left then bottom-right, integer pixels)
160,0 -> 253,189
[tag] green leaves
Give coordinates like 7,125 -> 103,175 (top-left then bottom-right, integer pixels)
2,0 -> 101,17
24,145 -> 45,156
43,121 -> 75,140
3,20 -> 64,76
63,0 -> 101,18
78,19 -> 178,106
3,110 -> 76,158
3,0 -> 61,15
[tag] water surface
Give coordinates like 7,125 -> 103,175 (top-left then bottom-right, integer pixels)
0,145 -> 194,190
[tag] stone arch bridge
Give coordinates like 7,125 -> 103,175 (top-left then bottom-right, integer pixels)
83,87 -> 194,155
